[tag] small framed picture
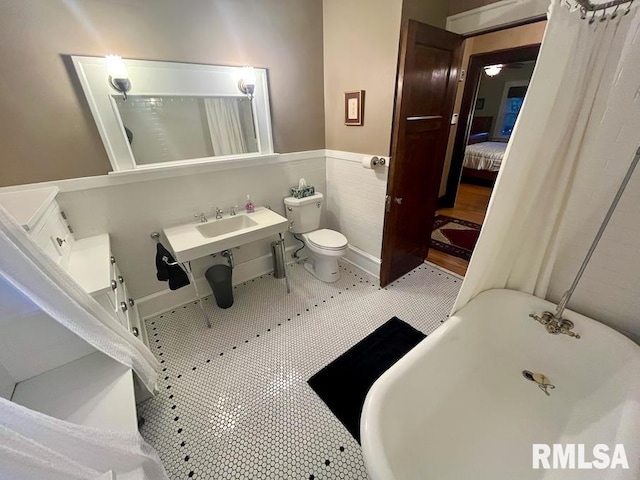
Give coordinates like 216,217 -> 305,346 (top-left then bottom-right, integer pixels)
344,90 -> 365,126
475,97 -> 485,110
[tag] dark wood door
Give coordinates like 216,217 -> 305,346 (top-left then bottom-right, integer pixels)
380,20 -> 463,287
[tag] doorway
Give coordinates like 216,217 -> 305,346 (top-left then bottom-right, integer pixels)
428,45 -> 541,276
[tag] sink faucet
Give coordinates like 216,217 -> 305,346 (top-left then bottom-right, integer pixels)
215,207 -> 224,220
194,212 -> 208,223
230,205 -> 238,216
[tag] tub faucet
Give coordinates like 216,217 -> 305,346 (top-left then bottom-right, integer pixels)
529,311 -> 581,339
215,207 -> 224,219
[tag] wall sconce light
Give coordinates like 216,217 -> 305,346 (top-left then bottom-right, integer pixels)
106,54 -> 131,100
237,66 -> 256,99
484,64 -> 504,77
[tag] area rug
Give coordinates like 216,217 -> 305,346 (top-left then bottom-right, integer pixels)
430,215 -> 481,261
308,317 -> 426,443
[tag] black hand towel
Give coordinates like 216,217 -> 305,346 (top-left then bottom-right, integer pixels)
156,243 -> 190,290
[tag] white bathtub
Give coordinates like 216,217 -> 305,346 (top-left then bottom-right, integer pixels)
361,289 -> 640,479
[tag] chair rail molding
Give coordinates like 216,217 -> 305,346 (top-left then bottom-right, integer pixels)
0,150 -> 326,194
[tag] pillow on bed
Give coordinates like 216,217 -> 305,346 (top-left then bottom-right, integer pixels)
468,132 -> 489,145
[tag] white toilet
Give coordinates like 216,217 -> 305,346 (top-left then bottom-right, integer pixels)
284,193 -> 348,283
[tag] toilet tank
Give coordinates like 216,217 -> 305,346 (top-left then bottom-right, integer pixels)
284,193 -> 323,234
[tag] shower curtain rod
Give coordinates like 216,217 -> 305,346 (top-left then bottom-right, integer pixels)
574,0 -> 634,12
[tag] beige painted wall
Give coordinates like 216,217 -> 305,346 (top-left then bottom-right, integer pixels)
449,0 -> 502,15
439,21 -> 546,196
322,0 -> 449,156
402,0 -> 449,29
323,0 -> 403,156
0,0 -> 324,187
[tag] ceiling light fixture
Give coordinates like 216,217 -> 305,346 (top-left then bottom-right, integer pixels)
237,66 -> 256,99
484,64 -> 504,77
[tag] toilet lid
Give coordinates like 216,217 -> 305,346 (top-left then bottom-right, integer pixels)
307,229 -> 348,250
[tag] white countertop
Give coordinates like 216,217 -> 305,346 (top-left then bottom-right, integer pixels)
12,351 -> 137,432
0,187 -> 59,231
164,207 -> 289,263
66,234 -> 112,295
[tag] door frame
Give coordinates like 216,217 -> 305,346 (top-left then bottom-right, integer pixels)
440,44 -> 541,208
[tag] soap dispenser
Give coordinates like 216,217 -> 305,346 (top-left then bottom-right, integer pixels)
245,194 -> 255,213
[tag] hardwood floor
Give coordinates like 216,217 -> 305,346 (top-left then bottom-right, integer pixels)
426,183 -> 492,276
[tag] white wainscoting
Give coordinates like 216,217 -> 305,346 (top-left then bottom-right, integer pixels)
2,149 -> 390,317
54,152 -> 326,302
325,150 -> 388,278
446,0 -> 548,35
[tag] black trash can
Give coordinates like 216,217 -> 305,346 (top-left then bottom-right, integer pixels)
205,265 -> 234,309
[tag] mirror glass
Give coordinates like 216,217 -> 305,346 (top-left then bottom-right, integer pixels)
115,95 -> 258,165
71,57 -> 273,172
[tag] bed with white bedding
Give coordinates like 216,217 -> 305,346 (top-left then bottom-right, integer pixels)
463,141 -> 507,172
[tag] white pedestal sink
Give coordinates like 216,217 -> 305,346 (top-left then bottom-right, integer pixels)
163,207 -> 289,263
162,207 -> 290,328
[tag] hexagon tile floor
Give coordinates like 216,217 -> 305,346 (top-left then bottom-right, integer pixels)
138,260 -> 461,479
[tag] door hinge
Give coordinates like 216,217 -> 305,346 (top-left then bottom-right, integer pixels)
67,225 -> 74,234
60,210 -> 67,220
385,195 -> 391,213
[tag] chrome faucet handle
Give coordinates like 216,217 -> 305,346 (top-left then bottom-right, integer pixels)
194,212 -> 207,223
557,319 -> 581,339
530,312 -> 580,339
559,327 -> 581,339
215,207 -> 224,219
529,311 -> 553,325
230,205 -> 238,216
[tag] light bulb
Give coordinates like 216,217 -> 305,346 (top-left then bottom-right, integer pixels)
241,66 -> 256,86
106,54 -> 128,79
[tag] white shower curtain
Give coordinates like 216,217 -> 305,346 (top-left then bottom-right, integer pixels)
0,204 -> 167,479
0,397 -> 168,480
205,97 -> 249,155
453,0 -> 640,312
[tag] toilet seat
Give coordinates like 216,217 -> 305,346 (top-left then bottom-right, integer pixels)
305,229 -> 348,251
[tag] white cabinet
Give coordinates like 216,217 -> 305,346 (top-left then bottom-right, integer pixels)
0,187 -> 148,348
0,187 -> 151,445
31,202 -> 73,266
65,234 -> 147,346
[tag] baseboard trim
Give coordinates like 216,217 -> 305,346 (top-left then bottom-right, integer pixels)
137,245 -> 297,319
343,245 -> 381,279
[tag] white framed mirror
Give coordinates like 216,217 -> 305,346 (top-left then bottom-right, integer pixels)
71,56 -> 273,172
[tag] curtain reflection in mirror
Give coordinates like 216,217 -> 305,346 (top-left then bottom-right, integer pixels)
204,97 -> 256,156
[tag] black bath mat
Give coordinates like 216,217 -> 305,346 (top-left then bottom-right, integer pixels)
308,317 -> 426,443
